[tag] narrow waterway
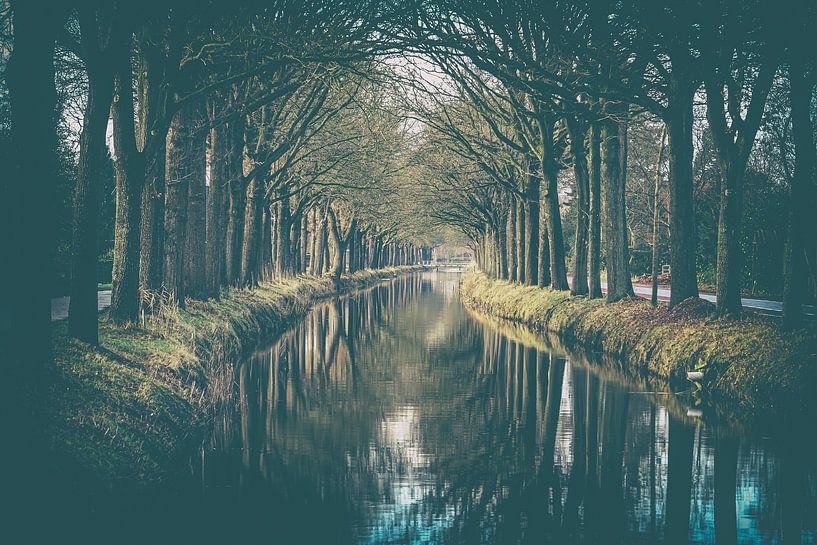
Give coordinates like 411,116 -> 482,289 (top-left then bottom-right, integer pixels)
196,272 -> 816,544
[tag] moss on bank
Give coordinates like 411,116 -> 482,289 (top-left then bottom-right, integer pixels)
461,270 -> 817,414
50,267 -> 422,483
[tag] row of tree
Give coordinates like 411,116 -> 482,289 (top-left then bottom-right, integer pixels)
0,0 -> 437,375
400,0 -> 816,328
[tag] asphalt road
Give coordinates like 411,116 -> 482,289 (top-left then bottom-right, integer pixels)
51,290 -> 111,321
603,280 -> 816,317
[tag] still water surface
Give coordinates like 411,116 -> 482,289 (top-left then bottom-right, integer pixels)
196,272 -> 816,544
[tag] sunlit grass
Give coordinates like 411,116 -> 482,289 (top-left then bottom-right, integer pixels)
461,270 -> 817,413
50,266 -> 422,484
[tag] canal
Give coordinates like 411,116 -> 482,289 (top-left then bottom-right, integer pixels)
191,271 -> 815,544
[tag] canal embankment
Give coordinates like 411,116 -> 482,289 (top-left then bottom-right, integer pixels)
460,269 -> 817,416
50,266 -> 423,484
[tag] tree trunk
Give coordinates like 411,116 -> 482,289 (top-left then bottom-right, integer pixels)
138,45 -> 172,295
525,157 -> 540,285
517,199 -> 526,283
666,85 -> 699,307
544,159 -> 569,291
327,208 -> 355,286
508,203 -> 518,281
713,165 -> 745,316
275,197 -> 292,277
183,106 -> 207,299
538,201 -> 551,287
241,175 -> 265,286
600,112 -> 634,302
2,1 -> 66,373
225,116 -> 246,286
651,127 -> 667,307
300,214 -> 308,272
110,51 -> 144,323
69,43 -> 116,344
261,205 -> 273,281
497,220 -> 508,279
162,106 -> 194,306
782,59 -> 816,329
312,209 -> 327,275
205,119 -> 229,298
567,115 -> 590,296
589,123 -> 603,298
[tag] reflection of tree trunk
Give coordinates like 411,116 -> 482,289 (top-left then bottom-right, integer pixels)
597,380 -> 629,540
563,366 -> 588,532
542,357 -> 565,467
780,441 -> 804,545
666,415 -> 694,542
583,374 -> 601,537
714,434 -> 738,545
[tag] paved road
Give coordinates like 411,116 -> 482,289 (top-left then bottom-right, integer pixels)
599,280 -> 816,317
51,290 -> 111,321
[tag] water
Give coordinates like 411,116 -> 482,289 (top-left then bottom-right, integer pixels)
195,272 -> 816,544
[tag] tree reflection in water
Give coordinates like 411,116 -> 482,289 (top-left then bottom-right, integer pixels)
200,272 -> 817,544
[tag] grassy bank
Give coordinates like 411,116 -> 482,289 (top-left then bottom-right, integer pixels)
461,270 -> 817,414
50,266 -> 422,484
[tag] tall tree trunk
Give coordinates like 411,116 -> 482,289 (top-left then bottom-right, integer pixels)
538,201 -> 551,287
312,208 -> 327,275
300,214 -> 308,273
110,48 -> 144,322
225,116 -> 246,285
3,4 -> 69,530
327,208 -> 355,286
666,85 -> 699,307
261,205 -> 273,281
162,105 -> 195,306
544,159 -> 569,290
205,119 -> 229,298
183,106 -> 207,299
241,175 -> 265,286
517,199 -> 526,283
782,59 -> 816,329
525,157 -> 540,285
497,220 -> 508,279
275,197 -> 292,277
588,123 -> 603,298
69,11 -> 117,344
567,115 -> 590,296
2,0 -> 66,372
651,127 -> 667,307
138,44 -> 172,295
508,203 -> 518,281
600,111 -> 634,302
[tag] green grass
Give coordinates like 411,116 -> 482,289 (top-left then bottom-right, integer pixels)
461,270 -> 817,415
50,266 -> 423,484
97,283 -> 112,290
